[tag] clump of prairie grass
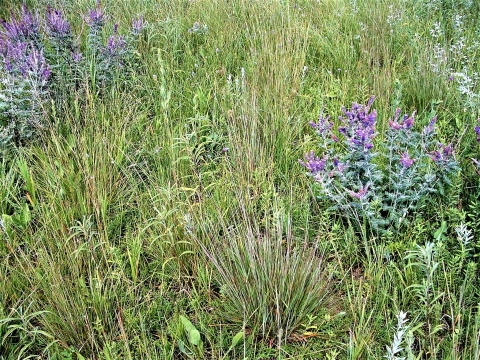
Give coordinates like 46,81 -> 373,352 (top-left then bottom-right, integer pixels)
194,198 -> 336,345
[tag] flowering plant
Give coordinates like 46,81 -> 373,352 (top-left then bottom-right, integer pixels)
0,2 -> 147,153
300,97 -> 459,234
473,119 -> 480,170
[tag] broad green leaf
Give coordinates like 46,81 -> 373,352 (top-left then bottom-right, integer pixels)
433,221 -> 447,241
180,315 -> 201,346
230,331 -> 244,348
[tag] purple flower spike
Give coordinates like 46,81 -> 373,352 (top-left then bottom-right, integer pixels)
104,33 -> 126,56
430,143 -> 454,163
333,158 -> 346,173
83,0 -> 106,29
71,49 -> 82,63
389,109 -> 415,130
0,40 -> 28,74
1,4 -> 40,44
131,15 -> 147,35
400,151 -> 415,168
310,114 -> 333,136
474,119 -> 480,143
299,150 -> 328,175
403,112 -> 415,129
23,47 -> 51,81
424,116 -> 437,136
45,7 -> 71,39
338,96 -> 377,152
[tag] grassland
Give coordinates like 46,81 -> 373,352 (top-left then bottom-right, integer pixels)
1,0 -> 480,359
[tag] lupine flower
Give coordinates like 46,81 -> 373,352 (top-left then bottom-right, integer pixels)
45,7 -> 71,39
347,185 -> 369,199
400,151 -> 415,168
131,15 -> 147,36
0,4 -> 40,44
299,150 -> 328,175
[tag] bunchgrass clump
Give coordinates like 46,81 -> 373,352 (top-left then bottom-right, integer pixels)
197,203 -> 334,343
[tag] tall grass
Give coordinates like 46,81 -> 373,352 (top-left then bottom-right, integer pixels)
1,0 -> 480,359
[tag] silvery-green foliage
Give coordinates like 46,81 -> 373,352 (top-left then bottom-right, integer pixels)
1,2 -> 147,153
82,2 -> 146,89
385,311 -> 410,360
301,98 -> 458,235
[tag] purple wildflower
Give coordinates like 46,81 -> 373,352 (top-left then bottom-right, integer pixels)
474,119 -> 480,143
0,39 -> 28,74
104,33 -> 127,57
430,143 -> 454,163
333,158 -> 346,173
388,108 -> 402,130
22,47 -> 51,83
83,0 -> 106,29
403,113 -> 415,129
299,151 -> 328,175
347,185 -> 369,199
310,114 -> 333,136
0,4 -> 40,44
45,7 -> 71,39
423,116 -> 437,136
400,151 -> 415,168
388,109 -> 415,130
338,96 -> 377,151
131,16 -> 147,36
71,49 -> 82,63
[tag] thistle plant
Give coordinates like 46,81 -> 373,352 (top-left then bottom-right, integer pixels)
300,97 -> 458,235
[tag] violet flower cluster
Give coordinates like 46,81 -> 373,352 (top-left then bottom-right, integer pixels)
1,4 -> 50,149
83,1 -> 147,88
1,2 -> 147,152
300,97 -> 458,234
473,119 -> 480,169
